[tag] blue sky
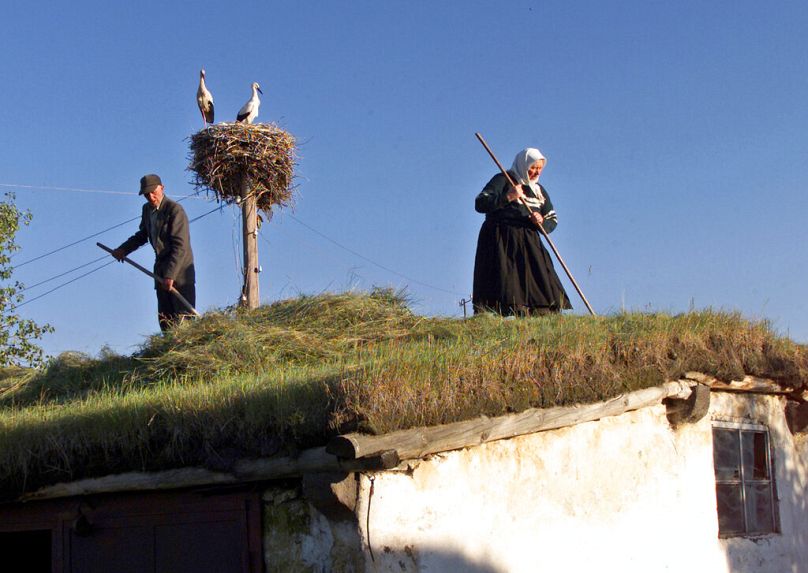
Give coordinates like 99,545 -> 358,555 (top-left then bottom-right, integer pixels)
2,1 -> 808,358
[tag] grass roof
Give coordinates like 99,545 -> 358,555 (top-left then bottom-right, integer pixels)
1,289 -> 806,498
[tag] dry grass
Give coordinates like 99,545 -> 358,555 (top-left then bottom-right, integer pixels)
0,290 -> 806,496
187,122 -> 296,213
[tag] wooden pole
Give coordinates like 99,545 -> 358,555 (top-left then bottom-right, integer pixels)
22,448 -> 400,501
97,242 -> 200,317
327,380 -> 696,460
474,132 -> 597,316
240,175 -> 260,309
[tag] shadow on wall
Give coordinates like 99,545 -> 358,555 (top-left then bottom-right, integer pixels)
371,545 -> 504,573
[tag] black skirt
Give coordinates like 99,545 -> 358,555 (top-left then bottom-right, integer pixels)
472,220 -> 572,315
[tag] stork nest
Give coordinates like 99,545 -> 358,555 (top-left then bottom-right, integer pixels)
188,122 -> 296,213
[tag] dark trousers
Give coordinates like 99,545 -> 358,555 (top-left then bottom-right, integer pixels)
156,282 -> 196,332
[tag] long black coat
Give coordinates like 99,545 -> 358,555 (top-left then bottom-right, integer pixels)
117,196 -> 195,287
472,173 -> 570,315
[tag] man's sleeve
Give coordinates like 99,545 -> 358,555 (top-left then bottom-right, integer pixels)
117,206 -> 149,254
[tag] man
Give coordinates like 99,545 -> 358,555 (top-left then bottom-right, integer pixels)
112,174 -> 196,331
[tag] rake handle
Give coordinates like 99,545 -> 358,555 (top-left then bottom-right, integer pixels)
97,242 -> 200,317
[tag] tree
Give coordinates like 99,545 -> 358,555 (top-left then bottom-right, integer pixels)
0,193 -> 53,367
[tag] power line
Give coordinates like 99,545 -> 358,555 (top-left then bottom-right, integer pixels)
13,191 -> 461,309
0,182 -> 208,200
0,183 -> 135,196
13,260 -> 116,309
14,203 -> 225,308
19,255 -> 108,292
189,204 -> 225,223
14,216 -> 141,269
10,184 -> 461,299
13,195 -> 219,269
283,213 -> 465,297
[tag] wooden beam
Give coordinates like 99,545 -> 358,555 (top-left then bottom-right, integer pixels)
327,381 -> 695,461
22,468 -> 238,501
685,372 -> 792,395
232,448 -> 399,480
665,384 -> 711,425
22,448 -> 399,502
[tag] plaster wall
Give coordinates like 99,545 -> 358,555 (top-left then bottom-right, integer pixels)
257,393 -> 807,572
350,395 -> 807,573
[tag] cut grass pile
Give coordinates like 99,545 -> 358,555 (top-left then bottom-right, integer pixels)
0,289 -> 806,497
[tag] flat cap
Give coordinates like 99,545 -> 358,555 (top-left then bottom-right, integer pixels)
139,174 -> 163,195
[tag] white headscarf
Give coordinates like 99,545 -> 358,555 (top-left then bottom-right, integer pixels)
509,148 -> 547,195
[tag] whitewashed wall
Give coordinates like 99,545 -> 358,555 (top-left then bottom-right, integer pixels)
344,393 -> 807,573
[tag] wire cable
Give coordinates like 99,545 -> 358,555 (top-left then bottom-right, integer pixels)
283,213 -> 465,297
0,182 -> 208,200
19,256 -> 108,293
14,197 -> 219,269
13,260 -> 116,309
14,203 -> 225,308
0,183 -> 135,196
14,195 -> 458,310
13,216 -> 141,269
188,204 -> 225,223
11,182 -> 436,296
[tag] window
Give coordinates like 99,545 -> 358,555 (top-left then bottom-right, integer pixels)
712,422 -> 778,536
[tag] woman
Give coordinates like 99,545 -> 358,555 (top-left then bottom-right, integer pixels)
472,147 -> 572,316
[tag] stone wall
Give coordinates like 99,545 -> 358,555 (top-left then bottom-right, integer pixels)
262,486 -> 364,573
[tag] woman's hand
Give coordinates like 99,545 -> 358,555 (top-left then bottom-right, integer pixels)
506,186 -> 524,203
529,211 -> 545,226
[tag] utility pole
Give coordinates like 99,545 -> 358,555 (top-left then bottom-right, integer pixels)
189,122 -> 295,311
240,175 -> 260,309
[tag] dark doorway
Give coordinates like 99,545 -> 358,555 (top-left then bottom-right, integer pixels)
0,530 -> 52,573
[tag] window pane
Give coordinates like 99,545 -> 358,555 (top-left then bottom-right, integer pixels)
742,431 -> 770,480
716,484 -> 744,534
745,484 -> 775,534
713,428 -> 740,480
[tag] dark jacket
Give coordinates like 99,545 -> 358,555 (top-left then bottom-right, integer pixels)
475,173 -> 558,232
117,196 -> 195,286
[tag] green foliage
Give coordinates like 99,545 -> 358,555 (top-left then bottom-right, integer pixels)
0,193 -> 53,367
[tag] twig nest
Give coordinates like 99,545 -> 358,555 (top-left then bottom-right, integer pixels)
188,122 -> 296,213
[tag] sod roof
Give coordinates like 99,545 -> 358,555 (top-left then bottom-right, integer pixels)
1,290 -> 806,498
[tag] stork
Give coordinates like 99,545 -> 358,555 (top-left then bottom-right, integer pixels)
236,82 -> 263,124
196,69 -> 214,126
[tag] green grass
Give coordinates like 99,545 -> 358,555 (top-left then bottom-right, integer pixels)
0,289 -> 806,497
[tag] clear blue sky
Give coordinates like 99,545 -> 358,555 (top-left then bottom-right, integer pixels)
2,1 -> 808,358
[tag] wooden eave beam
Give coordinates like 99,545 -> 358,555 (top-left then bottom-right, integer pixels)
327,380 -> 696,461
684,372 -> 794,395
21,448 -> 399,502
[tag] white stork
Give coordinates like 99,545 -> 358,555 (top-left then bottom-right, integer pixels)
236,82 -> 263,124
196,69 -> 214,126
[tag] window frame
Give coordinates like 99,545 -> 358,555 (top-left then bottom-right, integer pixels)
712,420 -> 779,538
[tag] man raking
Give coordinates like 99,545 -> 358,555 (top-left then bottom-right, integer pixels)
110,174 -> 197,331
